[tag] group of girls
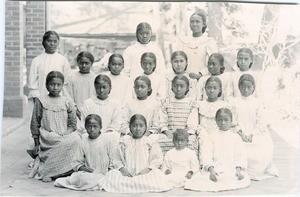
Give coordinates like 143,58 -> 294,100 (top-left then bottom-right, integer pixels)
27,9 -> 278,193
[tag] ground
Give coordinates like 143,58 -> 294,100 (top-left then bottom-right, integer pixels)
1,101 -> 299,196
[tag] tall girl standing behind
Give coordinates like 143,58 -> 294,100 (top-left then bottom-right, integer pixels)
166,51 -> 197,99
81,74 -> 123,133
122,76 -> 160,136
230,74 -> 278,180
123,22 -> 166,77
190,76 -> 233,166
103,53 -> 130,107
197,53 -> 231,101
227,47 -> 261,99
66,51 -> 96,121
159,74 -> 198,154
28,31 -> 71,99
29,71 -> 80,182
185,108 -> 250,192
100,114 -> 172,193
132,52 -> 166,101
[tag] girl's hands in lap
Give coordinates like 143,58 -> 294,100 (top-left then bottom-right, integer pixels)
119,167 -> 133,177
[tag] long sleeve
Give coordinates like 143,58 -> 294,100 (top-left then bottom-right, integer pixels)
255,103 -> 268,134
161,151 -> 172,172
148,142 -> 163,170
234,137 -> 247,170
120,104 -> 131,135
202,135 -> 214,171
159,99 -> 169,132
67,99 -> 77,131
106,102 -> 123,132
190,151 -> 200,174
156,49 -> 166,76
72,141 -> 86,171
28,58 -> 40,98
148,104 -> 160,134
156,76 -> 167,101
187,108 -> 198,135
112,142 -> 126,170
30,98 -> 43,138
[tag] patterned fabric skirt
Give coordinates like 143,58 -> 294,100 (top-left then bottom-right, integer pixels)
184,170 -> 251,192
99,169 -> 172,193
30,129 -> 81,179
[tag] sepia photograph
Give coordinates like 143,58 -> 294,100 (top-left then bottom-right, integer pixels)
1,0 -> 299,196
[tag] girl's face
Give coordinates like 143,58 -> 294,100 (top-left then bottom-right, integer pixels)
141,57 -> 156,75
205,81 -> 221,101
78,57 -> 92,74
172,79 -> 188,99
172,55 -> 187,74
43,34 -> 59,54
237,52 -> 252,71
109,57 -> 124,75
95,80 -> 111,100
134,80 -> 149,100
208,57 -> 222,75
190,14 -> 204,34
86,118 -> 102,139
137,28 -> 152,44
173,135 -> 188,150
216,113 -> 232,131
239,80 -> 254,97
47,77 -> 63,97
130,118 -> 146,139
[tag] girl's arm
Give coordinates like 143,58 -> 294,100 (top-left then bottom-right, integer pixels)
28,58 -> 40,98
120,104 -> 130,135
107,101 -> 123,133
30,98 -> 43,146
72,141 -> 90,172
148,141 -> 164,170
156,75 -> 167,101
148,103 -> 161,134
161,152 -> 172,174
187,107 -> 199,135
158,99 -> 169,133
201,134 -> 214,172
189,150 -> 200,175
67,99 -> 77,132
234,135 -> 247,171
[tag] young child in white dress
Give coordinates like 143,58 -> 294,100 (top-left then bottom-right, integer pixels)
54,114 -> 120,191
81,74 -> 123,133
185,108 -> 250,192
131,52 -> 166,101
159,74 -> 198,154
166,51 -> 197,99
99,114 -> 172,193
227,47 -> 261,99
191,76 -> 233,166
197,53 -> 231,101
122,76 -> 160,135
66,51 -> 96,121
162,129 -> 199,188
103,53 -> 131,107
123,22 -> 166,77
231,74 -> 278,180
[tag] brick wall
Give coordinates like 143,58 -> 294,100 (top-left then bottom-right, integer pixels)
24,1 -> 46,95
4,1 -> 26,117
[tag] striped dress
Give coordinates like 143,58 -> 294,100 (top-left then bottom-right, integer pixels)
159,96 -> 198,154
99,135 -> 172,193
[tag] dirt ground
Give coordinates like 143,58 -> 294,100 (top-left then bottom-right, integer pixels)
1,102 -> 299,196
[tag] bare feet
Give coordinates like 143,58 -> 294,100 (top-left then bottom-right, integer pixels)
42,177 -> 52,182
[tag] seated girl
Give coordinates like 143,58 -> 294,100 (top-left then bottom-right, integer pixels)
185,108 -> 250,192
99,114 -> 172,193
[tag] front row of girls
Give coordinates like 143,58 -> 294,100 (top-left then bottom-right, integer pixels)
30,69 -> 277,192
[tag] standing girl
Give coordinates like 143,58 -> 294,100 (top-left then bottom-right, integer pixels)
197,53 -> 231,101
123,22 -> 166,77
231,74 -> 278,180
122,76 -> 160,135
159,74 -> 198,154
166,51 -> 197,99
177,10 -> 218,79
100,114 -> 172,193
54,114 -> 120,191
191,76 -> 233,166
103,53 -> 131,107
29,71 -> 81,182
66,51 -> 97,120
28,31 -> 71,99
185,108 -> 250,192
81,74 -> 123,133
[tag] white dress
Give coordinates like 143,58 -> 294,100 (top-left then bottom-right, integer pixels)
99,135 -> 172,193
28,52 -> 71,98
103,72 -> 131,107
123,41 -> 166,78
184,130 -> 251,192
122,97 -> 160,135
81,96 -> 123,133
54,132 -> 120,191
176,35 -> 218,76
162,147 -> 199,187
231,96 -> 278,180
